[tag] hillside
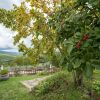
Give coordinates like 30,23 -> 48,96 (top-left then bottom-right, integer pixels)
0,52 -> 19,65
0,53 -> 16,60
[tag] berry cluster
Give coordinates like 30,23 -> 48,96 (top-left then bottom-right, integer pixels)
76,34 -> 89,49
82,34 -> 89,41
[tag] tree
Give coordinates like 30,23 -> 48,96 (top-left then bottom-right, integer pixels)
0,0 -> 100,86
11,56 -> 34,66
49,0 -> 100,86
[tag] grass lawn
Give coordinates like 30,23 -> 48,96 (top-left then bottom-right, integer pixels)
0,70 -> 100,100
0,75 -> 40,100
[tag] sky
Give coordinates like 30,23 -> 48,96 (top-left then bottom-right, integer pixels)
0,0 -> 24,53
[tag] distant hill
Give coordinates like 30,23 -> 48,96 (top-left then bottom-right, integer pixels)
0,50 -> 21,63
0,52 -> 16,62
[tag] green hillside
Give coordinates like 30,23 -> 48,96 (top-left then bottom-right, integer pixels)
0,52 -> 33,66
0,53 -> 17,66
0,53 -> 16,59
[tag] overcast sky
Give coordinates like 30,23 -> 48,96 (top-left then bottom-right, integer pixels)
0,0 -> 23,52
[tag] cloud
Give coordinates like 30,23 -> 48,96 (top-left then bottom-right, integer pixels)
0,23 -> 32,52
0,0 -> 23,10
0,24 -> 17,49
0,0 -> 32,53
0,0 -> 23,52
0,0 -> 12,9
11,0 -> 23,6
2,49 -> 18,53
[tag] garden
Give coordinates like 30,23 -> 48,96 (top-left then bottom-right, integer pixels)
0,0 -> 100,100
0,70 -> 100,100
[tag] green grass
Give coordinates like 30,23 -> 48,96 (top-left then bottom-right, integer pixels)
0,70 -> 100,100
0,75 -> 40,100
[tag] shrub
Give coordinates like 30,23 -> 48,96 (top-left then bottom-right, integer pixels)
37,70 -> 49,76
32,71 -> 68,96
92,80 -> 100,95
14,69 -> 20,76
0,69 -> 8,75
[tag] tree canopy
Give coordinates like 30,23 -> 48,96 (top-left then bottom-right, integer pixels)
0,0 -> 100,82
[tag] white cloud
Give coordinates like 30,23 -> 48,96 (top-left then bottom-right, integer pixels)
2,49 -> 18,53
0,0 -> 33,53
0,0 -> 23,10
11,0 -> 23,5
0,0 -> 23,52
0,24 -> 16,49
0,0 -> 12,9
11,0 -> 24,7
0,23 -> 32,52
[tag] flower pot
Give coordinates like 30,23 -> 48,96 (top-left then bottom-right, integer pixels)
0,74 -> 9,81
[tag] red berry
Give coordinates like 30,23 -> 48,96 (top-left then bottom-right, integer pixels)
83,34 -> 89,41
76,44 -> 80,49
76,40 -> 83,49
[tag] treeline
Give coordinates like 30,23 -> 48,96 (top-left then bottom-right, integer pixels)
0,56 -> 34,67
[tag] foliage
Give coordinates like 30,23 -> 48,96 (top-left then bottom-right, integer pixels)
92,80 -> 100,95
0,69 -> 8,75
0,0 -> 100,85
11,56 -> 34,66
37,70 -> 49,76
0,8 -> 16,30
49,0 -> 100,80
32,71 -> 68,96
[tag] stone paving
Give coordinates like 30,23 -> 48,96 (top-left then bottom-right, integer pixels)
21,76 -> 50,91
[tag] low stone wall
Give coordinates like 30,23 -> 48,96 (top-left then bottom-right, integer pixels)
8,67 -> 59,76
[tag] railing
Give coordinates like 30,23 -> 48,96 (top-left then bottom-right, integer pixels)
8,67 -> 58,76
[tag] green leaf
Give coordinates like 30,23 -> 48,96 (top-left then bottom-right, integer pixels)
66,44 -> 73,55
72,59 -> 81,69
36,32 -> 40,38
82,41 -> 90,48
74,32 -> 82,38
85,62 -> 93,79
67,63 -> 73,72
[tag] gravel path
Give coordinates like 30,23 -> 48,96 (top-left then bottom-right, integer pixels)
21,76 -> 50,91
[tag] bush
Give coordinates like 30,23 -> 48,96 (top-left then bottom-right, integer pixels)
92,80 -> 100,95
32,71 -> 68,96
14,69 -> 20,76
37,70 -> 49,76
0,69 -> 8,75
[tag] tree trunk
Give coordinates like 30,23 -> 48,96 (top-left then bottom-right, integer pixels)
73,69 -> 83,87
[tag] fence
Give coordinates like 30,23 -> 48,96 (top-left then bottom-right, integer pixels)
8,66 -> 59,76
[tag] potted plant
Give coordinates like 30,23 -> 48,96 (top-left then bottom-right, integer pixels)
0,69 -> 9,81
